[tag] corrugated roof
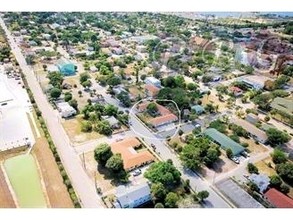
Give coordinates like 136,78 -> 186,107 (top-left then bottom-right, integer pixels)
204,128 -> 245,155
264,188 -> 293,208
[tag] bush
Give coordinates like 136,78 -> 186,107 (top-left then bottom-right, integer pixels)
81,121 -> 92,132
247,163 -> 259,174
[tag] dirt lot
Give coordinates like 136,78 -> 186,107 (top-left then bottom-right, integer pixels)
201,93 -> 227,112
82,151 -> 116,195
62,115 -> 103,144
0,165 -> 16,208
255,156 -> 276,177
202,154 -> 237,182
32,137 -> 73,208
240,138 -> 268,155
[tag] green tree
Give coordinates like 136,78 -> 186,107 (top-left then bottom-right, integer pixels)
270,175 -> 282,188
80,72 -> 90,84
271,148 -> 287,164
226,148 -> 233,159
48,71 -> 64,88
50,87 -> 61,99
147,102 -> 158,113
105,154 -> 124,173
68,99 -> 78,110
151,182 -> 167,202
81,121 -> 92,132
204,147 -> 220,167
247,163 -> 259,174
64,92 -> 73,102
104,104 -> 118,116
106,76 -> 121,86
276,162 -> 293,185
266,128 -> 291,146
197,190 -> 209,202
164,192 -> 179,208
180,145 -> 202,171
280,184 -> 290,194
96,120 -> 112,136
144,161 -> 181,189
94,143 -> 113,166
117,91 -> 131,107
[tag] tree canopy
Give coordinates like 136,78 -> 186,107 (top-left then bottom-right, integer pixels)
266,128 -> 291,146
144,161 -> 181,189
94,143 -> 113,166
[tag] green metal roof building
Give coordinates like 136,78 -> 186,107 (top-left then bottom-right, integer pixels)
204,128 -> 245,156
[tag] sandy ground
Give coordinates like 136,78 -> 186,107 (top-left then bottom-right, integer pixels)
0,165 -> 16,208
32,137 -> 73,208
62,116 -> 103,144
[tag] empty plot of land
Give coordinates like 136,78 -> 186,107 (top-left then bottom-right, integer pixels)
0,165 -> 16,208
216,178 -> 264,208
33,137 -> 73,208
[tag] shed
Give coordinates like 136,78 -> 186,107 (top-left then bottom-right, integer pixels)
191,105 -> 205,115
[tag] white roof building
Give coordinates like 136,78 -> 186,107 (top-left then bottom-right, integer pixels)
56,102 -> 76,118
114,183 -> 151,208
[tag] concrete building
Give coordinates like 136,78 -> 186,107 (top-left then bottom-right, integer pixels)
114,183 -> 151,208
56,102 -> 76,118
149,113 -> 178,128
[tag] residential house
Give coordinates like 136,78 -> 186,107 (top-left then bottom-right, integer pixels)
149,114 -> 178,128
56,102 -> 76,118
114,182 -> 151,208
264,188 -> 293,208
145,84 -> 160,98
231,118 -> 268,144
110,138 -> 155,171
248,174 -> 270,193
229,86 -> 243,97
101,116 -> 120,129
144,77 -> 161,88
191,105 -> 205,115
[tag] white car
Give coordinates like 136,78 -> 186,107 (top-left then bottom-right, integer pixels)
231,156 -> 240,164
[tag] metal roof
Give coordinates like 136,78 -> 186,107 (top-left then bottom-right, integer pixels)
204,128 -> 245,156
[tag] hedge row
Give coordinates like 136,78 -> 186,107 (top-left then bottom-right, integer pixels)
21,72 -> 81,208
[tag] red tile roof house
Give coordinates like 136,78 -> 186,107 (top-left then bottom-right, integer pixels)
136,101 -> 178,128
264,188 -> 293,208
110,138 -> 155,171
145,84 -> 160,98
149,113 -> 178,128
229,86 -> 244,97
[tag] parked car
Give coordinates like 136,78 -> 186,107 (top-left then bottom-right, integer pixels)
241,151 -> 250,158
150,143 -> 156,150
133,169 -> 142,177
231,156 -> 240,164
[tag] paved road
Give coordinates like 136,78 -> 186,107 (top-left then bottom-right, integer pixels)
0,17 -> 104,208
128,112 -> 233,208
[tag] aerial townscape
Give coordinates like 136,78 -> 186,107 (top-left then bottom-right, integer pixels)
1,11 -> 293,209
